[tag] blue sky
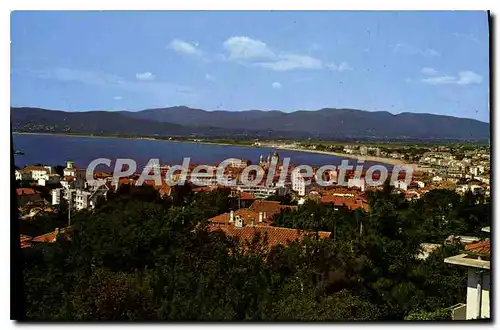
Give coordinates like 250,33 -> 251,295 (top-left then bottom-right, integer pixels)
11,11 -> 490,122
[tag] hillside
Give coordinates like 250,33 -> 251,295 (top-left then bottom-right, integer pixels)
11,106 -> 490,141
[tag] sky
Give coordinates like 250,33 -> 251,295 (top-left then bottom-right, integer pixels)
11,11 -> 490,122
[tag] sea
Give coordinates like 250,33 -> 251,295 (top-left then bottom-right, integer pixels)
12,133 -> 384,170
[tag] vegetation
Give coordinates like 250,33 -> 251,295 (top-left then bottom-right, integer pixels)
20,185 -> 490,321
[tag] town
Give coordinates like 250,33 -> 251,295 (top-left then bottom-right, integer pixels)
15,145 -> 491,320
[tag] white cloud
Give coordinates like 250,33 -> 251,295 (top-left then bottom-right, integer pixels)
113,96 -> 123,100
169,39 -> 204,56
421,70 -> 483,85
272,82 -> 282,89
222,36 -> 347,72
456,71 -> 483,85
223,36 -> 275,61
421,67 -> 438,75
258,54 -> 322,71
205,74 -> 216,82
135,72 -> 155,81
327,61 -> 353,72
392,43 -> 441,57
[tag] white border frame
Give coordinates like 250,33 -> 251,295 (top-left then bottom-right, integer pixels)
2,1 -> 497,329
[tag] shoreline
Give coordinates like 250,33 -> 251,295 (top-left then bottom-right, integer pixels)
275,146 -> 406,166
13,132 -> 425,171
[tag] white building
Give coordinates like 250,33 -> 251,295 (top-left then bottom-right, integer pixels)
432,176 -> 443,183
190,166 -> 218,186
393,180 -> 408,191
63,161 -> 86,180
444,230 -> 490,320
52,184 -> 109,210
348,178 -> 365,192
291,171 -> 306,196
16,165 -> 53,181
38,174 -> 61,186
15,169 -> 31,181
237,185 -> 278,199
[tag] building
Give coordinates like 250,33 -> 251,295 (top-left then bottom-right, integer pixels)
393,180 -> 408,191
208,225 -> 331,253
236,185 -> 278,199
16,165 -> 53,181
208,200 -> 296,227
189,165 -> 218,186
52,184 -> 109,210
348,178 -> 366,192
291,170 -> 307,196
63,161 -> 86,180
15,169 -> 31,181
444,230 -> 490,320
320,195 -> 369,212
38,174 -> 61,186
16,188 -> 42,207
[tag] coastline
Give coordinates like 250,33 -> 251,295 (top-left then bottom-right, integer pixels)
274,146 -> 429,172
13,132 -> 426,171
12,131 -> 257,148
275,146 -> 406,166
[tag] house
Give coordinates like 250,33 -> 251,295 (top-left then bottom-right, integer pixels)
38,174 -> 61,186
22,227 -> 72,248
61,175 -> 86,190
432,176 -> 443,183
393,180 -> 408,191
208,224 -> 331,253
238,192 -> 255,208
16,188 -> 42,207
24,165 -> 52,181
52,184 -> 109,210
236,185 -> 278,199
15,169 -> 31,181
63,161 -> 86,180
444,237 -> 490,320
207,200 -> 296,227
320,195 -> 369,212
291,171 -> 307,196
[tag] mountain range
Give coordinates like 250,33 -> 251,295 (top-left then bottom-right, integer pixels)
11,106 -> 490,142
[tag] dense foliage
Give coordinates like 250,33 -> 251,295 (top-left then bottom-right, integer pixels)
20,186 -> 489,321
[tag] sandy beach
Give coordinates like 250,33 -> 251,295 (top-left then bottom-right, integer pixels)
275,146 -> 429,172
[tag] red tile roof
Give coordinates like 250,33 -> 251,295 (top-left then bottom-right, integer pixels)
24,166 -> 48,172
30,227 -> 72,245
320,195 -> 369,212
249,200 -> 281,213
16,188 -> 37,196
239,192 -> 255,200
209,225 -> 331,250
465,241 -> 490,256
192,186 -> 214,193
208,209 -> 270,227
20,234 -> 32,248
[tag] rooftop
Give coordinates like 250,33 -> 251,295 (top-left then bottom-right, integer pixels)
16,188 -> 37,196
209,225 -> 331,250
444,253 -> 490,270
